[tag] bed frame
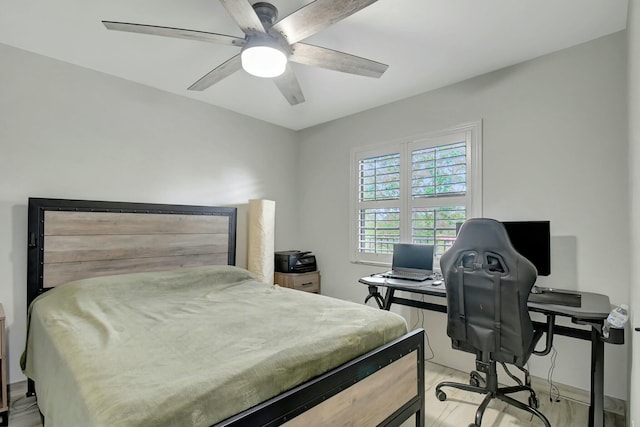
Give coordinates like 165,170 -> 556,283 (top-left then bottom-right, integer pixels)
26,197 -> 425,427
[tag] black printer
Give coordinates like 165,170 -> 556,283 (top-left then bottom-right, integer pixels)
275,250 -> 317,273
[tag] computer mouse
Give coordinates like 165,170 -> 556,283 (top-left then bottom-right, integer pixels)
431,280 -> 443,286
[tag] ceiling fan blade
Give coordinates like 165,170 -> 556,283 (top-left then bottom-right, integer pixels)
219,0 -> 266,34
273,65 -> 305,105
272,0 -> 378,44
290,43 -> 388,78
102,21 -> 245,47
188,54 -> 242,91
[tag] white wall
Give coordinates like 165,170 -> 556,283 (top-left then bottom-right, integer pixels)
0,43 -> 300,384
298,32 -> 629,399
627,0 -> 640,425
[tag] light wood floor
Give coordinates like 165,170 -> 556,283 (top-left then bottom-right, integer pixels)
7,362 -> 625,427
419,362 -> 624,427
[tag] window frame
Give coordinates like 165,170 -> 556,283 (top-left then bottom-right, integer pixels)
349,121 -> 483,267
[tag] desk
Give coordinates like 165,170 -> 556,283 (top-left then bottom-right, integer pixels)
359,276 -> 623,427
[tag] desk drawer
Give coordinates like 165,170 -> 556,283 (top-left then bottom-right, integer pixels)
274,271 -> 321,294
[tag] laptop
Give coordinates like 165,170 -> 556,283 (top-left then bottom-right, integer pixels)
381,243 -> 434,281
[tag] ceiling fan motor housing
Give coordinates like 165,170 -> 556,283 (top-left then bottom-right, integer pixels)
252,2 -> 278,29
242,3 -> 288,79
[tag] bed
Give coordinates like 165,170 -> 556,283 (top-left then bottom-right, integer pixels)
23,198 -> 425,427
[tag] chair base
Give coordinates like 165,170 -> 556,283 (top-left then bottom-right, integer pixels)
435,365 -> 551,427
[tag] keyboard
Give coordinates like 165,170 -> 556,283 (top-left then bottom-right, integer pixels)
381,271 -> 431,281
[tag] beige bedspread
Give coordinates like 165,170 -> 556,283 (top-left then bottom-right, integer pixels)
21,265 -> 407,427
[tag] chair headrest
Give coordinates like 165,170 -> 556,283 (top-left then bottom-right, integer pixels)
444,218 -> 537,277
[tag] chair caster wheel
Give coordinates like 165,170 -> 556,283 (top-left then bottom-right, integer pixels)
529,394 -> 540,409
469,371 -> 484,387
470,374 -> 481,387
436,390 -> 447,401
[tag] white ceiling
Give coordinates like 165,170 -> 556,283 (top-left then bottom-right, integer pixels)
0,0 -> 628,130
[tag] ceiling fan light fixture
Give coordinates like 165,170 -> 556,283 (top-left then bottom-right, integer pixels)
241,43 -> 287,78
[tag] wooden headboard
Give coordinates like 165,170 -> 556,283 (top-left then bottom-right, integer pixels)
27,198 -> 237,306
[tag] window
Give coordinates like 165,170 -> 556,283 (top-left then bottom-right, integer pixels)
351,122 -> 482,267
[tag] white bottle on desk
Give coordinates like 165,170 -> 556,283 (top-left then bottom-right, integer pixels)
603,304 -> 629,338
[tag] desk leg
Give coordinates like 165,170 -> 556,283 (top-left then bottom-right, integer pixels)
589,326 -> 605,427
364,285 -> 385,309
383,288 -> 395,311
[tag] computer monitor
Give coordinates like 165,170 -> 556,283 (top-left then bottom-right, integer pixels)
455,220 -> 551,276
501,221 -> 551,276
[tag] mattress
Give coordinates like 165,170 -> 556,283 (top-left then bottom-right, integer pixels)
21,265 -> 408,427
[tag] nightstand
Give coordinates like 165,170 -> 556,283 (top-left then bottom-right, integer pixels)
0,304 -> 7,426
274,271 -> 321,294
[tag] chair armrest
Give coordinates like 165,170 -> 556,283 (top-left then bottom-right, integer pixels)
532,314 -> 555,356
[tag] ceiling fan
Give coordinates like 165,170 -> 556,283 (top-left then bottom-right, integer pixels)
102,0 -> 388,106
